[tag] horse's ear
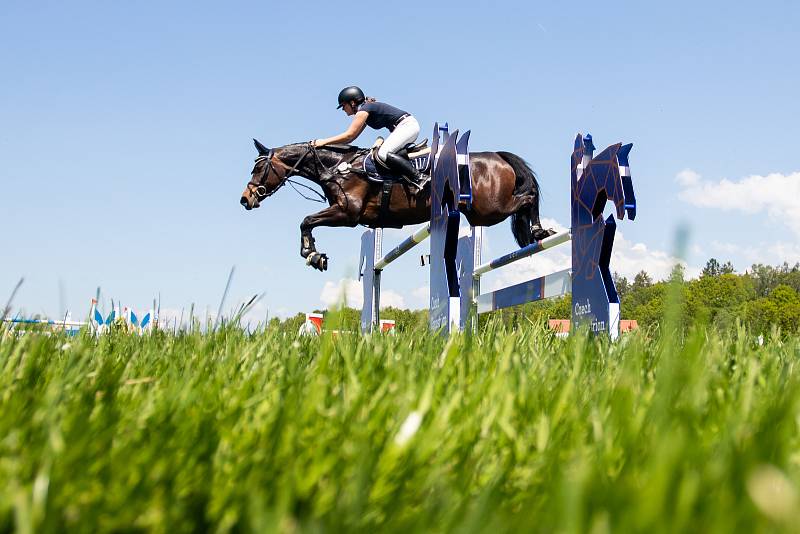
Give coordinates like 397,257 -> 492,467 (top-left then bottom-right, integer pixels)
253,138 -> 270,156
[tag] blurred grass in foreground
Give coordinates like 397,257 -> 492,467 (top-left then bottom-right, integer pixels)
1,322 -> 800,533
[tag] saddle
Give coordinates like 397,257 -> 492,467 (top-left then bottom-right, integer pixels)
363,137 -> 431,183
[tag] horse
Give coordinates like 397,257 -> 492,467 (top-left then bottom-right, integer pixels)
240,139 -> 554,271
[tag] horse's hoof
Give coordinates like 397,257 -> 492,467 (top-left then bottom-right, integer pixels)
532,227 -> 557,241
306,252 -> 329,271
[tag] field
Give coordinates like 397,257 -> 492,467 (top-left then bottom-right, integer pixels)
2,320 -> 800,533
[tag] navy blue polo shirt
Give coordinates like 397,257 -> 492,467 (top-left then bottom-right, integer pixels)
360,101 -> 409,132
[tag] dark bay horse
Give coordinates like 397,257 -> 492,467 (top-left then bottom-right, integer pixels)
240,139 -> 553,271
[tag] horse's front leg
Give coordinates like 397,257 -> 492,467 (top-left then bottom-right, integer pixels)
300,205 -> 358,271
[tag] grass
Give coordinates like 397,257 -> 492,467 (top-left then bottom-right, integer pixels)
1,322 -> 800,533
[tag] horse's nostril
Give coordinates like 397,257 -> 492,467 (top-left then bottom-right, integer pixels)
240,197 -> 249,207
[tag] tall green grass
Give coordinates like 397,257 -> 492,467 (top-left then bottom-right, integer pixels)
1,323 -> 799,532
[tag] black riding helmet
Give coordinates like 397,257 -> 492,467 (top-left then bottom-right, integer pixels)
337,86 -> 365,109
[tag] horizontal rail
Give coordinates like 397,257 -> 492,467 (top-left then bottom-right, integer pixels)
476,268 -> 571,314
473,230 -> 571,277
375,223 -> 431,271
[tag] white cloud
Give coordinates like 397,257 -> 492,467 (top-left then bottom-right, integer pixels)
676,168 -> 701,187
411,285 -> 428,300
711,240 -> 758,261
320,278 -> 363,308
477,217 -> 568,260
380,290 -> 405,308
388,285 -> 431,310
767,242 -> 800,264
612,232 -> 699,280
319,278 -> 404,309
239,301 -> 266,323
541,217 -> 569,233
483,247 -> 571,292
676,169 -> 800,236
711,240 -> 800,267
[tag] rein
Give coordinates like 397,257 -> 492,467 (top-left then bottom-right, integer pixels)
253,143 -> 365,204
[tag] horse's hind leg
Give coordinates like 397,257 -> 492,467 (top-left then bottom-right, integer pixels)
509,194 -> 536,247
525,191 -> 556,241
509,193 -> 555,246
467,192 -> 537,247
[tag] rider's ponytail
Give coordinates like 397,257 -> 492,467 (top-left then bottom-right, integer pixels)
365,96 -> 377,103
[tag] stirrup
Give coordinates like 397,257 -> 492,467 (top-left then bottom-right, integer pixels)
405,174 -> 428,190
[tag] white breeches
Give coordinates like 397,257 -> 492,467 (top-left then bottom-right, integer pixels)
377,116 -> 420,161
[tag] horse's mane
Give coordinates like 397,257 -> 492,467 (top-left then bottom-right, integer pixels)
282,142 -> 363,154
319,143 -> 364,154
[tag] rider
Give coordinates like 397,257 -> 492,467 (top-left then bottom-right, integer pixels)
312,86 -> 428,189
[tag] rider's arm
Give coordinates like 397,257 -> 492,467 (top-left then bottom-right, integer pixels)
315,111 -> 368,147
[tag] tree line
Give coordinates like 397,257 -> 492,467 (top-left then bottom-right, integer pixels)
273,260 -> 800,336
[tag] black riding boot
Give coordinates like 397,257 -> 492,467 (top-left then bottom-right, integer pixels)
384,152 -> 429,189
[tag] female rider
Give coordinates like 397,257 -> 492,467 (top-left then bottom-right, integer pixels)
312,86 -> 427,189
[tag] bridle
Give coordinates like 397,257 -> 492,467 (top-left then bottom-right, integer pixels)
249,148 -> 290,200
248,143 -> 361,204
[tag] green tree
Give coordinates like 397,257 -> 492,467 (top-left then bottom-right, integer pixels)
623,283 -> 666,328
669,263 -> 686,283
687,273 -> 754,331
702,258 -> 736,277
614,272 -> 631,300
781,264 -> 800,293
632,270 -> 653,290
768,285 -> 800,334
744,284 -> 800,336
380,306 -> 428,332
747,262 -> 800,296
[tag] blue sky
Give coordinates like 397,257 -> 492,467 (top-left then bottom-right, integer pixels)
2,0 -> 798,323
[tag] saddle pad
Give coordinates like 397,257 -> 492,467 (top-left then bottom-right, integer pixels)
365,152 -> 430,178
364,153 -> 391,179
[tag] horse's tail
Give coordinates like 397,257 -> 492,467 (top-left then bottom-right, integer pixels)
497,151 -> 542,248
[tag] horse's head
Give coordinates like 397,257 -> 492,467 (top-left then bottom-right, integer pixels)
240,139 -> 285,211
